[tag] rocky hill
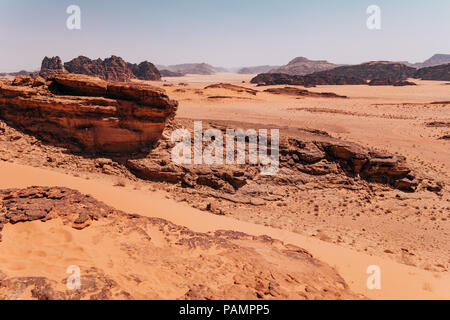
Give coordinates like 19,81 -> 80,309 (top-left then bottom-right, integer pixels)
251,61 -> 416,86
39,56 -> 161,82
316,61 -> 416,81
40,56 -> 66,78
0,73 -> 177,154
415,63 -> 450,81
250,73 -> 366,87
269,57 -> 338,76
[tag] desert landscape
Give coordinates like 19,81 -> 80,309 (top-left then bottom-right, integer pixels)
0,55 -> 449,300
0,1 -> 449,303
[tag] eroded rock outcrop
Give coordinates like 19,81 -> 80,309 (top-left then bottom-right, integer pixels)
0,186 -> 360,300
0,73 -> 177,154
39,56 -> 66,78
40,56 -> 161,82
126,121 -> 419,193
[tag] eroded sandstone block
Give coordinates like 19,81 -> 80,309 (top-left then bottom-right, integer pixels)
0,73 -> 177,154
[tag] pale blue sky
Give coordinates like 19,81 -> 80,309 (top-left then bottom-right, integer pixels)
0,0 -> 449,72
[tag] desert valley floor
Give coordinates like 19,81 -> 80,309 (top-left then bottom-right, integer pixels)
0,73 -> 449,299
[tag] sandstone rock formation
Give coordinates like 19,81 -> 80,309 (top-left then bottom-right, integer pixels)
64,56 -> 134,82
40,56 -> 161,82
269,57 -> 338,76
0,73 -> 177,154
414,63 -> 450,81
0,186 -> 359,300
39,56 -> 66,78
126,120 -> 419,193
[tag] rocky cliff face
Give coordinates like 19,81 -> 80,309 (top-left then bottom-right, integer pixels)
415,63 -> 450,81
40,56 -> 161,82
0,73 -> 177,154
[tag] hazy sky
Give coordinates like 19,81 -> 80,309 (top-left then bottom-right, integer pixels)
0,0 -> 449,72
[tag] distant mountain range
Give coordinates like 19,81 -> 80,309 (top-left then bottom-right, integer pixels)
237,65 -> 279,74
0,70 -> 38,78
403,54 -> 450,69
2,54 -> 449,81
251,59 -> 450,86
157,63 -> 227,75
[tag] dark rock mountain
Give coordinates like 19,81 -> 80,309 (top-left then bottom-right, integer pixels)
39,56 -> 161,82
64,56 -> 134,82
315,61 -> 416,81
269,57 -> 338,76
251,61 -> 416,86
40,56 -> 66,78
251,73 -> 365,87
127,61 -> 161,80
415,63 -> 450,81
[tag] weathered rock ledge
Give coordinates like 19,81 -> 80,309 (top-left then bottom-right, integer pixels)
0,73 -> 177,154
